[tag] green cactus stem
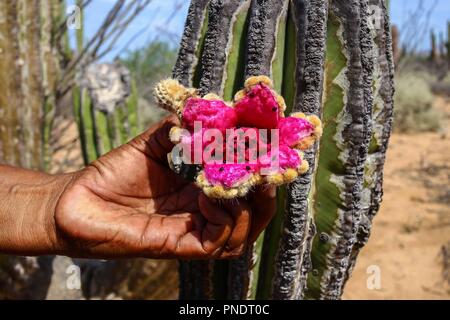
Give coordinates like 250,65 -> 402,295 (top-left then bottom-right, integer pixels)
75,63 -> 137,164
447,21 -> 450,64
172,0 -> 395,300
173,0 -> 214,299
271,0 -> 329,300
79,87 -> 98,163
229,0 -> 289,300
430,29 -> 438,62
346,0 -> 395,286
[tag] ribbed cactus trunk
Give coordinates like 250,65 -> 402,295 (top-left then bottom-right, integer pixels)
72,1 -> 139,165
391,24 -> 400,66
302,0 -> 394,300
174,0 -> 394,300
0,0 -> 63,299
0,0 -> 62,170
73,62 -> 139,164
430,30 -> 439,62
447,22 -> 450,64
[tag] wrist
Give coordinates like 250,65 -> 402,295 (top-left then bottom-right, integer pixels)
44,172 -> 79,255
0,165 -> 78,256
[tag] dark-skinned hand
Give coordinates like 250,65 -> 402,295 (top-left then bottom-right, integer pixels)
54,116 -> 277,260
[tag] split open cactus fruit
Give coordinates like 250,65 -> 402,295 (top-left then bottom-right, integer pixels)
154,75 -> 322,199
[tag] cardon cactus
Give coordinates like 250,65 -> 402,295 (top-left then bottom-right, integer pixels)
72,2 -> 139,163
173,0 -> 394,300
0,0 -> 65,299
447,21 -> 450,64
430,29 -> 438,62
73,62 -> 139,163
0,0 -> 63,171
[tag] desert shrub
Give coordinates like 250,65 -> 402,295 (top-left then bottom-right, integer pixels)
441,72 -> 450,88
394,73 -> 442,132
430,70 -> 450,96
121,40 -> 177,127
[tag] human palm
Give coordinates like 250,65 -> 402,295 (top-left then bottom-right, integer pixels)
55,116 -> 276,259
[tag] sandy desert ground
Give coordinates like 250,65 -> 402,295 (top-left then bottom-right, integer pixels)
344,96 -> 450,299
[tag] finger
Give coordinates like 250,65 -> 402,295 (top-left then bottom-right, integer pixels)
142,205 -> 229,260
196,194 -> 234,256
56,185 -> 202,259
248,185 -> 277,243
220,199 -> 251,253
128,115 -> 180,165
118,213 -> 212,259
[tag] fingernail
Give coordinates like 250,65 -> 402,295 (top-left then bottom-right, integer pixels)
212,247 -> 223,258
209,197 -> 220,205
230,245 -> 245,257
268,186 -> 277,198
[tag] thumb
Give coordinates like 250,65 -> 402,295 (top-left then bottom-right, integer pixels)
128,115 -> 179,166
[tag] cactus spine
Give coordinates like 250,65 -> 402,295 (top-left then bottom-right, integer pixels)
174,0 -> 394,300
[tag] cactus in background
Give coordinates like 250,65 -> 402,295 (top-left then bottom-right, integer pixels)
0,0 -> 143,299
391,24 -> 400,66
73,62 -> 139,163
0,0 -> 65,299
439,32 -> 445,58
173,0 -> 394,300
71,1 -> 139,163
447,21 -> 450,64
0,0 -> 154,300
0,0 -> 62,171
430,29 -> 439,62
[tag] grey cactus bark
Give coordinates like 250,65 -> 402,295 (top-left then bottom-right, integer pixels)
174,0 -> 394,300
230,0 -> 289,300
300,0 -> 372,300
173,0 -> 211,88
271,0 -> 328,300
346,0 -> 395,283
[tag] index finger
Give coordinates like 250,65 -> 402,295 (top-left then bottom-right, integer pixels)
128,115 -> 179,165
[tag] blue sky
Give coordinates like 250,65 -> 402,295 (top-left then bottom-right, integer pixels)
78,0 -> 450,61
390,0 -> 450,53
69,0 -> 190,60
